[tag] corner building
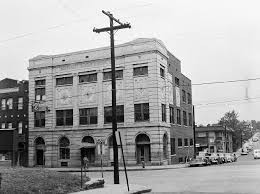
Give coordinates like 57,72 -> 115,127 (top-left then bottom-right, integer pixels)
28,38 -> 194,167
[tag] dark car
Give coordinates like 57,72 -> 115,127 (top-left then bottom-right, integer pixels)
189,157 -> 207,167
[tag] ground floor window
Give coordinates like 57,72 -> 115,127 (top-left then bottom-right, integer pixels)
59,137 -> 70,159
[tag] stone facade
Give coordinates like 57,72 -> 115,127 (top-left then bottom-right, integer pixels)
28,38 -> 193,167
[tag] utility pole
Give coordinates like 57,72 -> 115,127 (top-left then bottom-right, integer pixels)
193,105 -> 196,158
93,11 -> 131,184
224,125 -> 227,153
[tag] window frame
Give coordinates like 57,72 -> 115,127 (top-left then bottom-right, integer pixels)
170,138 -> 176,155
177,109 -> 181,125
175,77 -> 180,87
160,67 -> 165,78
7,98 -> 13,110
184,138 -> 188,147
79,73 -> 97,83
59,137 -> 70,160
169,105 -> 174,124
183,111 -> 187,126
56,109 -> 73,126
56,76 -> 73,86
104,105 -> 124,124
187,93 -> 192,104
188,113 -> 192,126
103,70 -> 123,81
18,122 -> 23,134
18,97 -> 23,110
182,90 -> 186,103
79,107 -> 98,125
161,104 -> 166,122
1,98 -> 6,110
133,66 -> 148,77
34,111 -> 45,128
134,103 -> 150,122
178,138 -> 183,147
35,79 -> 46,101
190,138 -> 194,146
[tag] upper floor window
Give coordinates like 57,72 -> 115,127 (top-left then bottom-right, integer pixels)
178,138 -> 183,147
56,109 -> 73,126
7,98 -> 13,110
1,99 -> 6,110
34,111 -> 45,127
160,67 -> 165,78
184,138 -> 188,146
161,104 -> 166,122
8,123 -> 12,129
18,97 -> 23,110
1,123 -> 5,129
182,90 -> 186,103
183,111 -> 187,126
177,109 -> 181,125
188,93 -> 192,104
188,113 -> 192,126
170,138 -> 176,155
104,105 -> 124,123
18,122 -> 23,134
79,107 -> 98,125
169,105 -> 174,124
175,77 -> 180,87
133,66 -> 148,76
35,79 -> 46,101
103,70 -> 123,81
134,103 -> 149,122
190,138 -> 194,146
56,76 -> 73,86
79,73 -> 97,83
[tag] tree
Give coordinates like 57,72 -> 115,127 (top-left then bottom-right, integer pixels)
218,110 -> 240,151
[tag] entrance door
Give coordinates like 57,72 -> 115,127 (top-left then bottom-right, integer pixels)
137,144 -> 150,164
36,150 -> 44,165
81,148 -> 95,164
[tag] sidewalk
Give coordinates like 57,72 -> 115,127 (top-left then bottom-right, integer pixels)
47,163 -> 189,173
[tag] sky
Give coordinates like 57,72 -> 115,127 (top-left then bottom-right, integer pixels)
0,0 -> 260,125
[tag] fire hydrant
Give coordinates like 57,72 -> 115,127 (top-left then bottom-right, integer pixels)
141,160 -> 145,168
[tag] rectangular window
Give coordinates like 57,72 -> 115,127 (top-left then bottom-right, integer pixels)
1,99 -> 6,110
184,138 -> 188,146
161,104 -> 166,122
177,109 -> 181,125
60,148 -> 70,159
79,107 -> 98,125
188,113 -> 192,126
56,109 -> 73,126
175,77 -> 179,87
183,111 -> 187,126
18,97 -> 23,110
1,123 -> 5,129
7,98 -> 13,109
170,138 -> 176,155
169,105 -> 174,124
190,138 -> 193,146
133,66 -> 148,76
182,90 -> 186,103
34,111 -> 45,127
18,122 -> 23,134
8,123 -> 12,129
104,105 -> 124,123
79,73 -> 97,83
188,93 -> 192,104
160,67 -> 165,78
56,76 -> 73,86
35,79 -> 46,101
134,103 -> 149,122
103,70 -> 123,81
178,138 -> 183,147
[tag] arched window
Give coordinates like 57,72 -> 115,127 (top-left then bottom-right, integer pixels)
163,134 -> 168,159
135,133 -> 151,163
82,136 -> 95,144
59,137 -> 70,159
35,137 -> 45,145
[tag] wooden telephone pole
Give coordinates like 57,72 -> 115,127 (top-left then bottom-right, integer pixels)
93,11 -> 130,184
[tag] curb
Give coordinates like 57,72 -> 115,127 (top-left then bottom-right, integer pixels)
55,164 -> 189,173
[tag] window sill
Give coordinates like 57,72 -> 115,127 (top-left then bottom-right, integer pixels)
133,74 -> 148,78
78,81 -> 98,85
177,146 -> 183,149
79,124 -> 98,127
56,84 -> 73,87
102,78 -> 123,82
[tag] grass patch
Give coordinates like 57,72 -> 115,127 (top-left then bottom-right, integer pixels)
0,167 -> 89,194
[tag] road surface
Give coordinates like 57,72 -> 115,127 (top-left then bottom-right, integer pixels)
79,154 -> 260,193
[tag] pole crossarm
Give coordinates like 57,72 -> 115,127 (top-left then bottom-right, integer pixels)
93,24 -> 131,33
102,10 -> 124,25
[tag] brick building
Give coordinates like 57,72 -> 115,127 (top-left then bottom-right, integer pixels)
195,125 -> 233,153
28,38 -> 194,167
0,78 -> 29,166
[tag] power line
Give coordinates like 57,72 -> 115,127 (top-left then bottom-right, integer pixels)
192,77 -> 260,86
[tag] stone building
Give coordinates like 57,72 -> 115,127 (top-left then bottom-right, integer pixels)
0,78 -> 29,166
28,38 -> 194,167
195,125 -> 233,153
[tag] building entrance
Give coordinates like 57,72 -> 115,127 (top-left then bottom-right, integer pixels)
136,134 -> 151,164
35,137 -> 45,166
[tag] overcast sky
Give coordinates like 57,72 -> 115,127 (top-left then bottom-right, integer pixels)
0,0 -> 260,125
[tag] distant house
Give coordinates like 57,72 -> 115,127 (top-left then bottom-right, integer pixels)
0,78 -> 29,166
195,125 -> 233,153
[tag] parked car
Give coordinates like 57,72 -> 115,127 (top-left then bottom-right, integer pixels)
253,149 -> 260,159
218,153 -> 227,163
225,153 -> 234,162
208,153 -> 219,164
189,157 -> 207,167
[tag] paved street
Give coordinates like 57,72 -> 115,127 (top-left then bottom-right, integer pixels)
77,154 -> 260,193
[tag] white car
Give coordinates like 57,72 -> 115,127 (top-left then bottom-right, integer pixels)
253,149 -> 260,159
